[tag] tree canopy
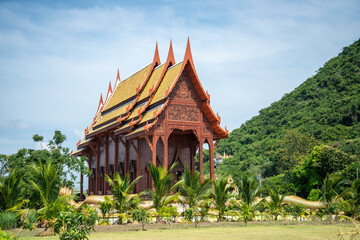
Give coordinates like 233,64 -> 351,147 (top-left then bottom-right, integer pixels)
215,38 -> 360,199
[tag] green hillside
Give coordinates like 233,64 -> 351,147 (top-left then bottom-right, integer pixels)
216,39 -> 360,198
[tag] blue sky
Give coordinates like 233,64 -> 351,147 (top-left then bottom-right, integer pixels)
1,0 -> 360,155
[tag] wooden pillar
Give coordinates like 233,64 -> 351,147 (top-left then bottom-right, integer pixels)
190,141 -> 195,174
163,135 -> 168,173
125,140 -> 129,175
152,135 -> 157,167
199,138 -> 204,183
136,139 -> 141,193
96,139 -> 100,195
104,134 -> 109,194
80,170 -> 84,200
208,139 -> 214,181
114,136 -> 118,177
87,154 -> 91,195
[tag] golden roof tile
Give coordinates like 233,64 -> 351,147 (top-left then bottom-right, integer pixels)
128,104 -> 145,120
72,147 -> 86,156
102,64 -> 152,112
125,126 -> 145,139
93,101 -> 132,128
151,63 -> 182,104
88,121 -> 115,136
138,107 -> 161,125
138,64 -> 166,102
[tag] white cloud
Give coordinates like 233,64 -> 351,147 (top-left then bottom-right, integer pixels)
35,141 -> 49,151
0,119 -> 30,131
74,129 -> 84,140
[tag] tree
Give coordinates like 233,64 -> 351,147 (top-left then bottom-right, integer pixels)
1,131 -> 89,190
211,177 -> 234,222
28,159 -> 69,228
0,170 -> 24,211
198,198 -> 212,222
272,130 -> 320,172
178,164 -> 211,209
238,174 -> 260,206
105,172 -> 142,224
159,205 -> 178,229
132,208 -> 150,231
147,162 -> 181,218
99,196 -> 113,223
0,131 -> 89,210
319,175 -> 346,221
341,178 -> 360,219
263,184 -> 286,221
215,39 -> 360,183
29,159 -> 62,205
54,206 -> 97,240
320,175 -> 345,207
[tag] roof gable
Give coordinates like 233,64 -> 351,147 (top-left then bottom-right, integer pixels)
76,39 -> 228,151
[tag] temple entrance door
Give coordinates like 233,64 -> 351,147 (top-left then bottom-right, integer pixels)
167,130 -> 198,178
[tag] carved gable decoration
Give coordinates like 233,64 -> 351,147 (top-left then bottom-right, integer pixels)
203,113 -> 210,123
168,105 -> 200,121
170,72 -> 199,103
203,125 -> 212,135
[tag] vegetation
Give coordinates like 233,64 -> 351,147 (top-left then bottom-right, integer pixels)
178,164 -> 211,208
105,172 -> 141,224
132,208 -> 150,231
99,196 -> 113,223
147,163 -> 180,219
54,205 -> 97,240
211,177 -> 234,221
0,170 -> 24,212
216,38 -> 360,200
0,131 -> 89,210
341,179 -> 360,219
262,184 -> 286,221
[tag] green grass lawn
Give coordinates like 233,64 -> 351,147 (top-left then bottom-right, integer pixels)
13,223 -> 357,240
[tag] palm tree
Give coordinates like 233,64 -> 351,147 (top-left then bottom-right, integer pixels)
320,175 -> 346,221
148,162 -> 180,217
237,175 -> 261,223
28,159 -> 68,228
238,175 -> 261,205
29,159 -> 62,205
341,179 -> 360,219
211,177 -> 234,222
0,170 -> 23,211
179,164 -> 211,209
105,172 -> 142,224
263,184 -> 285,221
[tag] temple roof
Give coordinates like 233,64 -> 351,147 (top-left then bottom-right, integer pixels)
74,39 -> 228,156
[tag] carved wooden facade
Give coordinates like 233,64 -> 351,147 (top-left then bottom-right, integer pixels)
73,39 -> 228,197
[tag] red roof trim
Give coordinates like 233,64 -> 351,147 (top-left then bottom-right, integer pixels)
114,69 -> 121,90
136,42 -> 161,94
150,40 -> 177,96
105,81 -> 113,103
95,94 -> 104,116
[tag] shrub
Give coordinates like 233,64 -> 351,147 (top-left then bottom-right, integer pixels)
54,207 -> 97,240
0,212 -> 17,230
99,196 -> 113,221
22,210 -> 37,231
0,229 -> 16,240
132,208 -> 150,231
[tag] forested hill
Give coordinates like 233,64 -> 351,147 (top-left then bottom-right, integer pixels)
216,38 -> 360,181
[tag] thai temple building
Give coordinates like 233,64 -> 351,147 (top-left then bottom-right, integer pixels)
73,39 -> 228,197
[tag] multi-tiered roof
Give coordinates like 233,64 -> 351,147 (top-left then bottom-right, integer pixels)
74,39 -> 228,155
